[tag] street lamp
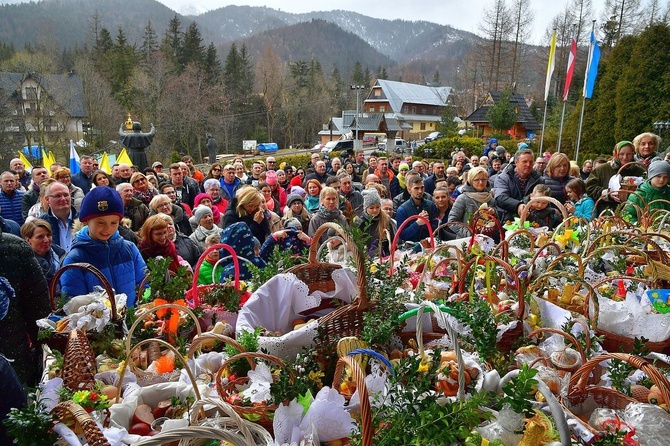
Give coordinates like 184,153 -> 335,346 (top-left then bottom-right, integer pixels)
350,85 -> 366,141
653,121 -> 670,138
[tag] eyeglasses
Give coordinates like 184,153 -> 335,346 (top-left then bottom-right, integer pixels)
267,161 -> 276,164
157,202 -> 171,209
211,168 -> 221,172
48,193 -> 70,199
133,178 -> 147,184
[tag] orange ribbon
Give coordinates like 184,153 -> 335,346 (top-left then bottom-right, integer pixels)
154,299 -> 186,343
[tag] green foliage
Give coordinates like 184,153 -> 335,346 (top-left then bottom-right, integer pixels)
501,364 -> 539,417
437,106 -> 458,135
449,297 -> 502,365
419,136 -> 515,160
270,348 -> 323,404
199,283 -> 244,313
143,257 -> 191,303
486,89 -> 519,133
225,327 -> 262,377
609,337 -> 650,396
3,392 -> 58,446
247,246 -> 302,291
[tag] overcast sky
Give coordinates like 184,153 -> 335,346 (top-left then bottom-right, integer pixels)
156,0 -> 608,45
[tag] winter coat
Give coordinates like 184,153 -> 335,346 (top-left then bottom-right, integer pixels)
61,227 -> 147,307
0,189 -> 25,225
447,184 -> 497,238
39,207 -> 78,252
124,197 -> 150,232
223,196 -> 271,244
542,174 -> 574,204
71,171 -> 92,195
197,258 -> 222,285
526,207 -> 562,230
0,231 -> 52,387
623,180 -> 670,223
585,159 -> 645,215
305,195 -> 320,214
493,163 -> 544,223
21,186 -> 40,221
0,216 -> 20,237
572,196 -> 595,221
259,229 -> 310,260
308,210 -> 349,246
219,177 -> 242,202
69,184 -> 85,212
357,213 -> 395,257
35,244 -> 66,283
396,198 -> 438,243
174,233 -> 201,267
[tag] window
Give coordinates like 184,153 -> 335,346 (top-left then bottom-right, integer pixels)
403,106 -> 409,113
420,123 -> 426,130
369,106 -> 375,112
412,106 -> 416,114
374,89 -> 381,97
380,106 -> 385,112
421,108 -> 426,115
25,87 -> 37,100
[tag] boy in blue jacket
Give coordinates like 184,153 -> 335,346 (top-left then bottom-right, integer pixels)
61,187 -> 146,307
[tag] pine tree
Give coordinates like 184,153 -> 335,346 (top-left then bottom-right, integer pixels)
141,21 -> 158,65
351,61 -> 365,86
432,70 -> 441,87
203,43 -> 221,83
181,21 -> 206,69
161,15 -> 183,71
486,89 -> 519,133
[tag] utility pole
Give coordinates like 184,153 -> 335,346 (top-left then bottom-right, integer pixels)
350,85 -> 365,140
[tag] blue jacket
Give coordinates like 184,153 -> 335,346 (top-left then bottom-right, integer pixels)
219,177 -> 241,201
61,227 -> 146,307
71,171 -> 92,195
573,196 -> 595,221
396,198 -> 438,243
0,216 -> 20,237
0,190 -> 25,225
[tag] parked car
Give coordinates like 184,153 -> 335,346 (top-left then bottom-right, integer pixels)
424,132 -> 444,144
378,138 -> 407,153
322,139 -> 354,155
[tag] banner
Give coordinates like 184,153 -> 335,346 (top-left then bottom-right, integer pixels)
544,30 -> 557,101
116,148 -> 133,166
563,36 -> 577,102
99,152 -> 111,174
69,140 -> 80,175
583,31 -> 601,99
17,151 -> 34,172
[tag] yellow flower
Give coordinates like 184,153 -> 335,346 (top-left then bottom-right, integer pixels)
555,229 -> 574,247
417,357 -> 432,373
308,370 -> 325,388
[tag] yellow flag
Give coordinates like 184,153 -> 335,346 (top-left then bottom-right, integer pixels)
117,148 -> 133,166
544,29 -> 557,101
17,151 -> 34,171
100,152 -> 111,174
42,148 -> 53,171
48,151 -> 57,165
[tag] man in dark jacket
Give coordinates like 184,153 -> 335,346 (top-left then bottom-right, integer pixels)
396,175 -> 438,243
39,182 -> 78,252
423,160 -> 447,195
21,166 -> 49,221
304,161 -> 329,186
71,155 -> 96,194
168,163 -> 197,208
493,148 -> 544,222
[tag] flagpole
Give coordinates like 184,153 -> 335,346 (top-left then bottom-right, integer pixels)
575,21 -> 596,162
539,29 -> 557,157
557,25 -> 577,154
557,101 -> 567,153
540,101 -> 549,156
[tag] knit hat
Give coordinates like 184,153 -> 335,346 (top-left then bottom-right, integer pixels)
276,169 -> 285,176
266,170 -> 278,186
287,194 -> 304,207
79,186 -> 124,222
193,205 -> 213,223
289,186 -> 306,197
495,146 -> 506,157
284,217 -> 301,230
647,160 -> 670,180
362,188 -> 381,210
398,163 -> 410,172
194,193 -> 212,207
489,138 -> 498,145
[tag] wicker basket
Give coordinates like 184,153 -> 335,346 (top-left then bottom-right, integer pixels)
215,351 -> 287,432
61,329 -> 98,392
185,243 -> 248,332
564,353 -> 670,434
52,400 -> 111,446
457,255 -> 525,353
415,243 -> 465,301
46,263 -> 123,353
134,425 -> 249,446
529,269 -> 596,317
615,161 -> 647,202
519,196 -> 568,228
332,355 -> 374,446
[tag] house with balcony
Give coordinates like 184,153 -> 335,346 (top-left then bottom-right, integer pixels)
361,79 -> 452,141
0,71 -> 87,154
465,90 -> 541,140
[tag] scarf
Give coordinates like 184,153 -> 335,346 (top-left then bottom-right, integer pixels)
398,173 -> 406,190
134,188 -> 155,205
464,189 -> 494,204
265,197 -> 275,212
193,224 -> 221,242
317,205 -> 341,221
138,239 -> 181,272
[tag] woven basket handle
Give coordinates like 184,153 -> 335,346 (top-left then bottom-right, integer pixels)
469,208 -> 504,243
527,327 -> 587,367
52,400 -> 111,446
617,161 -> 647,176
389,214 -> 435,276
519,196 -> 568,227
416,243 -> 464,286
187,332 -> 246,359
458,255 -> 524,322
188,397 -> 253,443
416,300 -> 467,401
530,271 -> 597,323
134,425 -> 248,446
189,243 -> 240,305
332,356 -> 372,446
569,353 -> 670,406
308,222 -> 367,306
546,252 -> 584,276
50,262 -> 118,320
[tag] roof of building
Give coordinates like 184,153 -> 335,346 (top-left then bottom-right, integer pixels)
0,72 -> 87,117
370,79 -> 451,113
466,90 -> 540,131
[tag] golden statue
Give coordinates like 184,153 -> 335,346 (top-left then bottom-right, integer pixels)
124,113 -> 134,131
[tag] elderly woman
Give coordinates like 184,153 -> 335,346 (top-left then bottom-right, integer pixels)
155,213 -> 201,267
53,167 -> 85,211
202,179 -> 229,215
189,205 -> 221,251
91,169 -> 115,189
542,152 -> 574,204
585,140 -> 645,215
308,186 -> 349,246
20,218 -> 65,282
149,193 -> 192,236
130,172 -> 159,206
224,186 -> 272,244
117,183 -> 150,232
190,192 -> 223,229
138,214 -> 191,273
448,167 -> 497,239
633,132 -> 663,166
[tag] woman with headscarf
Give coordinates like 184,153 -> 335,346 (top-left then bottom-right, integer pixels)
542,152 -> 574,204
189,205 -> 221,252
138,214 -> 191,273
585,140 -> 645,215
20,218 -> 65,283
218,222 -> 267,281
223,186 -> 271,244
447,167 -> 497,239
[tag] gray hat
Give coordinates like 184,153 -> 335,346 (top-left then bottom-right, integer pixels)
647,160 -> 670,181
283,217 -> 302,230
495,146 -> 506,156
362,188 -> 381,210
287,194 -> 304,207
193,205 -> 213,223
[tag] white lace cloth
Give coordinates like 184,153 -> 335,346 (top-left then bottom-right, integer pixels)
236,271 -> 358,360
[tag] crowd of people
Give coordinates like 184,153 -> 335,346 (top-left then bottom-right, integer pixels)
0,133 -> 669,397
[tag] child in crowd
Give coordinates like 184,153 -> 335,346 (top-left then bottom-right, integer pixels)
624,160 -> 670,223
197,234 -> 222,285
525,184 -> 563,230
358,188 -> 395,257
565,178 -> 595,222
60,187 -> 146,307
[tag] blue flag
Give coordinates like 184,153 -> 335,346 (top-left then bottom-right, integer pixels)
69,140 -> 80,174
583,31 -> 601,99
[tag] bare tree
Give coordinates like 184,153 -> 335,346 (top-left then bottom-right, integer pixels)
508,0 -> 534,89
480,0 -> 513,90
255,45 -> 286,143
600,0 -> 643,45
571,0 -> 593,45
